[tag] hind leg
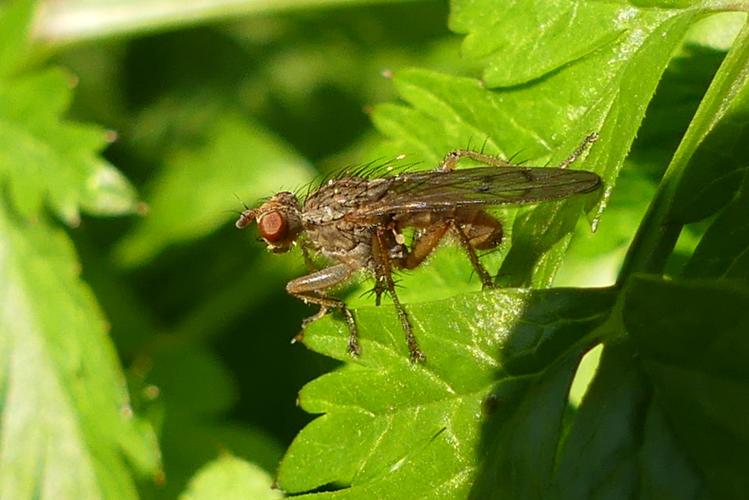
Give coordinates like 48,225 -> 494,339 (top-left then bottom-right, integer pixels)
398,211 -> 503,289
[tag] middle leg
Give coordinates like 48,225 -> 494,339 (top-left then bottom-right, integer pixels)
450,210 -> 503,289
372,226 -> 426,363
448,219 -> 494,289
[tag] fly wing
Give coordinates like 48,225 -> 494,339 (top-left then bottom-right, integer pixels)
356,166 -> 601,217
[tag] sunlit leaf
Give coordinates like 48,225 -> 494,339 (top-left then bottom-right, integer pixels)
0,0 -> 34,76
554,164 -> 657,287
0,67 -> 139,224
0,0 -> 139,225
180,454 -> 282,500
0,4 -> 158,498
373,1 -> 702,287
669,43 -> 749,225
0,205 -> 159,499
620,19 -> 749,278
277,288 -> 614,497
272,1 -> 749,498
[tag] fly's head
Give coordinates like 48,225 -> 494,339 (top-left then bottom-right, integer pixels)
235,191 -> 302,253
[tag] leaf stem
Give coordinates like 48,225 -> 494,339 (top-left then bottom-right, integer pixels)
32,0 -> 407,46
618,18 -> 749,282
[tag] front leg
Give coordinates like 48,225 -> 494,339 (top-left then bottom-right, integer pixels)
286,264 -> 361,356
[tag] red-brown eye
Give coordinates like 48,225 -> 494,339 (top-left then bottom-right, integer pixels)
258,211 -> 288,242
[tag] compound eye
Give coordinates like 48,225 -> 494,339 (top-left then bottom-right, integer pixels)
258,211 -> 288,242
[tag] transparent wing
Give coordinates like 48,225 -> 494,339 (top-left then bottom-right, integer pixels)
356,166 -> 601,217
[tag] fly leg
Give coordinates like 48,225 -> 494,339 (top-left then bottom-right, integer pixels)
437,150 -> 514,171
400,221 -> 449,270
372,229 -> 403,306
286,264 -> 361,356
555,132 -> 598,169
373,276 -> 386,306
372,227 -> 426,363
399,212 -> 502,290
437,132 -> 599,171
448,219 -> 495,289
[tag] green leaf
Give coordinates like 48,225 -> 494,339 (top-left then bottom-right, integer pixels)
621,17 -> 749,278
371,69 -> 606,288
276,288 -> 615,496
624,275 -> 749,499
553,339 -> 705,499
115,113 -> 314,266
470,351 -> 583,499
373,0 -> 699,286
683,170 -> 749,280
0,0 -> 34,76
450,0 -> 625,87
554,164 -> 657,287
669,42 -> 749,224
0,204 -> 159,499
0,5 -> 159,496
553,340 -> 648,499
0,0 -> 139,223
0,67 -> 140,225
122,316 -> 285,499
275,2 -> 739,496
180,454 -> 282,500
638,399 -> 706,499
155,419 -> 284,500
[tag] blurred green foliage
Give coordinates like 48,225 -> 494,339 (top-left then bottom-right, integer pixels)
1,0 -> 749,498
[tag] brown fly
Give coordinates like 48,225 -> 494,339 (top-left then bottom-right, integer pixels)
236,133 -> 601,363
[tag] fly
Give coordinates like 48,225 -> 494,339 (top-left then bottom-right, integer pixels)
236,133 -> 601,363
